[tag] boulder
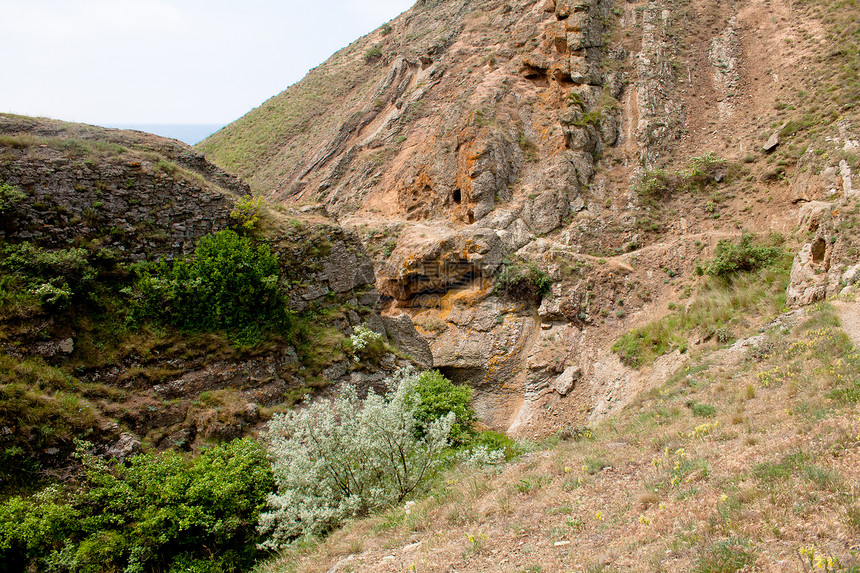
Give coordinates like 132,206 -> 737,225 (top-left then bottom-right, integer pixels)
554,365 -> 582,396
763,122 -> 788,152
105,433 -> 141,462
383,314 -> 434,368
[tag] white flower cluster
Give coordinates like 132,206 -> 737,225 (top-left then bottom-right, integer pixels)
349,324 -> 384,353
457,445 -> 506,467
258,369 -> 453,550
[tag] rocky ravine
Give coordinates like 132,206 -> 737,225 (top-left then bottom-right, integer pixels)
0,115 -> 431,468
199,0 -> 860,435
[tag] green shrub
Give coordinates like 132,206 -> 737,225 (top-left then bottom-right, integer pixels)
612,318 -> 687,367
260,369 -> 454,548
0,243 -> 97,310
0,182 -> 25,214
230,195 -> 266,233
133,229 -> 288,336
690,402 -> 717,417
636,153 -> 735,202
0,438 -> 273,572
346,324 -> 387,362
364,45 -> 383,63
495,260 -> 552,304
707,233 -> 782,277
472,430 -> 522,462
413,370 -> 476,447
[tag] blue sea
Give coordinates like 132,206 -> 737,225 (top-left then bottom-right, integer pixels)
102,124 -> 225,146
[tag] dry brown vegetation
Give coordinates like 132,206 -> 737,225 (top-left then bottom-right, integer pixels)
257,292 -> 860,573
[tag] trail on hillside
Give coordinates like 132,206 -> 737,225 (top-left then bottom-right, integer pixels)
833,298 -> 860,348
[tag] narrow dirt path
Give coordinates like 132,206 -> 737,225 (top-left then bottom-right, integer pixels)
833,298 -> 860,347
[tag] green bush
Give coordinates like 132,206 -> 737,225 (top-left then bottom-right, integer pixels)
0,182 -> 25,214
0,243 -> 97,310
0,438 -> 273,573
260,369 -> 454,548
413,370 -> 476,447
472,430 -> 523,462
134,229 -> 288,336
495,260 -> 552,304
612,318 -> 687,368
230,195 -> 266,234
364,45 -> 383,63
707,233 -> 782,277
346,324 -> 387,362
690,402 -> 717,417
636,153 -> 734,202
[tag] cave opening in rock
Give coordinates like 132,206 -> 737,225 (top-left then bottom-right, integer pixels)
811,238 -> 826,263
452,188 -> 461,204
437,366 -> 486,387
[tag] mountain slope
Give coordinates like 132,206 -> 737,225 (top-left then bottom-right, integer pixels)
199,0 -> 860,437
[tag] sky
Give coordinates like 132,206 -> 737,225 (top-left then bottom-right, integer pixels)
0,0 -> 415,126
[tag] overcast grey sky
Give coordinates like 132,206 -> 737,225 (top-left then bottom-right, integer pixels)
0,0 -> 415,125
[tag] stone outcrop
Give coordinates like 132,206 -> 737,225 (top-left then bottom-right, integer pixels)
379,226 -> 506,302
195,0 -> 860,439
0,117 -> 241,260
0,117 -> 432,461
382,314 -> 434,368
787,196 -> 860,307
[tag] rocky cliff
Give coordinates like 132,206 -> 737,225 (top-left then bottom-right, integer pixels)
0,115 -> 430,489
199,0 -> 859,435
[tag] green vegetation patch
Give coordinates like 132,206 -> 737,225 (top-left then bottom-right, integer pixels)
707,233 -> 783,277
0,182 -> 25,214
636,153 -> 740,203
132,229 -> 290,343
694,537 -> 757,573
613,234 -> 790,367
413,370 -> 476,447
0,438 -> 273,573
495,259 -> 552,304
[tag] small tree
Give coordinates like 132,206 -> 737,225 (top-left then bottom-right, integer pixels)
134,229 -> 287,335
258,369 -> 454,548
413,370 -> 476,446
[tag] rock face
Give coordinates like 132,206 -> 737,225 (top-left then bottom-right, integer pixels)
0,116 -> 246,260
0,116 -> 431,464
199,0 -> 860,436
382,314 -> 434,368
787,197 -> 860,307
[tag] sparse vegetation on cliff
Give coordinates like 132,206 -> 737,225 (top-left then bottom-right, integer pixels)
613,234 -> 791,367
494,260 -> 552,304
0,182 -> 24,214
636,153 -> 740,203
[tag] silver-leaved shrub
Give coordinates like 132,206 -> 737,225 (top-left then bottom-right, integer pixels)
258,369 -> 454,549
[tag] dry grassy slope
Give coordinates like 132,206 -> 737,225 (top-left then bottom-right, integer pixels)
260,294 -> 860,572
199,0 -> 860,436
196,0 -> 471,196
